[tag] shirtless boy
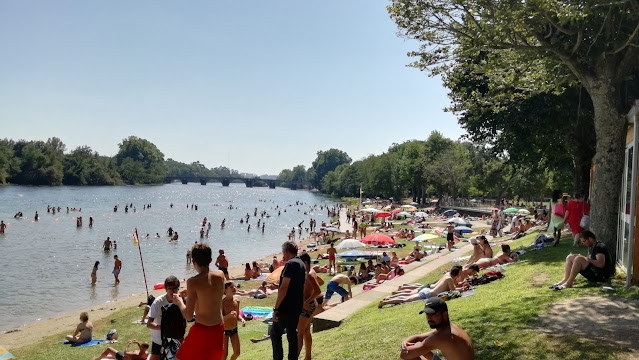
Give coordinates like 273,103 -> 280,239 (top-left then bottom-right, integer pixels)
222,282 -> 245,360
112,255 -> 121,284
378,266 -> 471,308
297,252 -> 322,360
216,250 -> 230,280
66,312 -> 93,343
400,298 -> 474,360
324,274 -> 357,304
175,243 -> 225,360
327,243 -> 337,274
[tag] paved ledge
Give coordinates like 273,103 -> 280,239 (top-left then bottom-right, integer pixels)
313,243 -> 473,333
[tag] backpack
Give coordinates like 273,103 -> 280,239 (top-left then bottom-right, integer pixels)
106,329 -> 118,341
160,303 -> 186,359
160,303 -> 186,340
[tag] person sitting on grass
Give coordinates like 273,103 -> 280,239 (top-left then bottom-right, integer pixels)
390,252 -> 399,267
405,245 -> 424,264
378,266 -> 472,308
465,238 -> 483,265
137,294 -> 155,324
550,230 -> 613,290
65,312 -> 93,344
400,297 -> 475,360
357,263 -> 370,283
93,340 -> 149,360
480,236 -> 493,258
251,261 -> 262,279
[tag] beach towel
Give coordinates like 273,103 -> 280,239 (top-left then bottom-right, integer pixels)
240,306 -> 273,317
59,339 -> 106,346
0,346 -> 15,360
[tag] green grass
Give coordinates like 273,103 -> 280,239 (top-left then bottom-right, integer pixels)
14,233 -> 639,359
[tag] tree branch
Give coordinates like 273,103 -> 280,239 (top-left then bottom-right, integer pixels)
610,21 -> 639,54
544,12 -> 578,35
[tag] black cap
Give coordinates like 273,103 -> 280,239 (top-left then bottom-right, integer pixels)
419,297 -> 448,314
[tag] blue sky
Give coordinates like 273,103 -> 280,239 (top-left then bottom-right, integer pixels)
0,1 -> 463,175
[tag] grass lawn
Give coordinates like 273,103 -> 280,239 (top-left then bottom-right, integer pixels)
14,232 -> 639,360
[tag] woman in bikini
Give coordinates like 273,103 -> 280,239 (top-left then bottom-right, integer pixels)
91,261 -> 100,285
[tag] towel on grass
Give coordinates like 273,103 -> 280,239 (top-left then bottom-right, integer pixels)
59,339 -> 106,346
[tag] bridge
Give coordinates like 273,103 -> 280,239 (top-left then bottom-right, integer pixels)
163,176 -> 307,190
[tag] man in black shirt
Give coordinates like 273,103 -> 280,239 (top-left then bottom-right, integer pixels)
551,230 -> 613,290
271,240 -> 306,360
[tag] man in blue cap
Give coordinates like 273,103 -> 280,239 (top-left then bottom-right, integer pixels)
399,298 -> 474,360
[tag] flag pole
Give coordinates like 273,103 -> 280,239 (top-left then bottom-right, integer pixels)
135,228 -> 150,297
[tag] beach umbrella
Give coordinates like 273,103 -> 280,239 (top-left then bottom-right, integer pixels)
409,202 -> 419,205
414,211 -> 427,217
504,208 -> 519,213
448,218 -> 471,226
322,227 -> 342,233
443,210 -> 458,216
517,209 -> 530,215
397,211 -> 412,217
391,208 -> 403,213
376,211 -> 392,218
335,239 -> 365,249
360,233 -> 396,245
470,199 -> 478,202
383,205 -> 392,210
361,208 -> 380,213
413,233 -> 439,242
267,266 -> 284,281
431,199 -> 439,203
454,226 -> 474,234
402,205 -> 417,211
337,250 -> 377,259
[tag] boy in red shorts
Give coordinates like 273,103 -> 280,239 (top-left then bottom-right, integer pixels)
174,243 -> 226,360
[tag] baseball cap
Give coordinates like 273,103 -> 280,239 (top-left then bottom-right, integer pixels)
419,297 -> 448,314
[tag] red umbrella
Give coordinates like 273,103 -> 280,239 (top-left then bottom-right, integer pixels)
391,208 -> 402,214
360,233 -> 396,245
376,211 -> 392,218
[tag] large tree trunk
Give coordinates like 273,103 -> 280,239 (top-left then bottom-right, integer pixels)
587,80 -> 627,261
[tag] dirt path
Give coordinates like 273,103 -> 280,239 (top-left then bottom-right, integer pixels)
537,296 -> 639,358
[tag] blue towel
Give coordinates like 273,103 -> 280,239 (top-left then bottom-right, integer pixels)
59,339 -> 106,347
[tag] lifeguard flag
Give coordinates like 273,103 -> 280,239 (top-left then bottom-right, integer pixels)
133,229 -> 139,246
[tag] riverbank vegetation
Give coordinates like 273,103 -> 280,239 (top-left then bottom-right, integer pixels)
0,136 -> 241,186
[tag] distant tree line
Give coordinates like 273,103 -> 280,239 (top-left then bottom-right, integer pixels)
277,129 -> 588,203
0,136 -> 241,186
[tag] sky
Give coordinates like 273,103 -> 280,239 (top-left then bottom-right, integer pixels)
0,1 -> 464,175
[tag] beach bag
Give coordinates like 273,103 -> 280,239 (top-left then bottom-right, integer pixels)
553,203 -> 565,217
580,201 -> 590,230
106,329 -> 118,340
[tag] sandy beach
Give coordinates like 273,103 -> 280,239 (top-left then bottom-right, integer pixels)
0,232 -> 323,350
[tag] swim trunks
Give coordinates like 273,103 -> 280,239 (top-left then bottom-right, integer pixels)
115,351 -> 125,360
224,327 -> 238,336
300,300 -> 317,318
328,255 -> 336,261
218,267 -> 228,275
112,269 -> 120,276
418,287 -> 431,300
447,233 -> 454,242
104,247 -> 110,252
176,322 -> 224,360
325,281 -> 348,300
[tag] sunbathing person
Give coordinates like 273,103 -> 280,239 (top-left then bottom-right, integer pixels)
404,245 -> 424,264
466,238 -> 483,265
94,340 -> 149,360
357,263 -> 370,283
378,266 -> 470,308
480,236 -> 493,258
390,252 -> 399,267
469,245 -> 518,270
376,266 -> 405,284
390,265 -> 477,297
65,312 -> 93,344
236,281 -> 269,297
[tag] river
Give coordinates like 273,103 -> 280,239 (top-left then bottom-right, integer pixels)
0,183 -> 336,332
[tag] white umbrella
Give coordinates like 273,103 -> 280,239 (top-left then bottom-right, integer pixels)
448,218 -> 471,226
360,208 -> 380,213
414,212 -> 427,217
409,202 -> 419,205
517,209 -> 530,215
335,239 -> 366,249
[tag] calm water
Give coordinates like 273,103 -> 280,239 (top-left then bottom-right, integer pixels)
0,184 -> 336,331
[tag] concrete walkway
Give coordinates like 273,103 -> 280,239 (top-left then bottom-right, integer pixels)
314,208 -> 473,332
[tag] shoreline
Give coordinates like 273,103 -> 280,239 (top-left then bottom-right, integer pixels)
0,234 -> 322,350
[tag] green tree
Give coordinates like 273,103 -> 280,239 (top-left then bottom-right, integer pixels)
311,149 -> 352,189
115,136 -> 166,184
11,139 -> 65,185
0,139 -> 19,184
388,0 -> 639,256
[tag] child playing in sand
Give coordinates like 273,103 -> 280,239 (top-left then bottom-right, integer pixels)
222,282 -> 245,360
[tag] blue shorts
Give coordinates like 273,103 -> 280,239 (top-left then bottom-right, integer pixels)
325,281 -> 348,300
418,288 -> 431,300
